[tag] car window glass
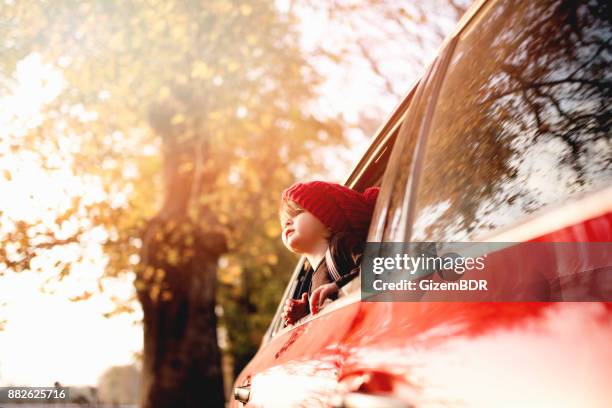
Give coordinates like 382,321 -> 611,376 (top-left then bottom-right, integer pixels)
410,0 -> 612,242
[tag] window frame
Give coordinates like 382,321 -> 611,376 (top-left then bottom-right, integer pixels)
372,39 -> 460,243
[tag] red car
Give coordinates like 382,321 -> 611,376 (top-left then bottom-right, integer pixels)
232,0 -> 612,406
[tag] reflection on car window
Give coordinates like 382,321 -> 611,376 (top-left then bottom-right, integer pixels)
411,0 -> 612,241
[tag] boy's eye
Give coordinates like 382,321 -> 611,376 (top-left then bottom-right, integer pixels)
281,208 -> 303,227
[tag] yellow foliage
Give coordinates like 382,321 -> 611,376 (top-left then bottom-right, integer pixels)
219,264 -> 242,284
184,234 -> 194,246
240,4 -> 253,16
248,245 -> 260,256
171,114 -> 185,125
191,61 -> 214,79
178,161 -> 194,174
158,86 -> 171,99
152,20 -> 166,34
246,34 -> 258,46
227,61 -> 240,72
109,32 -> 125,50
134,279 -> 146,291
209,111 -> 224,121
143,266 -> 155,281
171,25 -> 185,39
264,220 -> 279,238
69,291 -> 93,302
260,113 -> 273,127
165,219 -> 177,232
166,248 -> 179,266
266,254 -> 278,265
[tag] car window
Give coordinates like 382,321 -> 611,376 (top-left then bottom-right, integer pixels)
410,0 -> 612,242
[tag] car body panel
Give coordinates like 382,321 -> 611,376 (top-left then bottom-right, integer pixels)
339,209 -> 612,407
231,295 -> 361,407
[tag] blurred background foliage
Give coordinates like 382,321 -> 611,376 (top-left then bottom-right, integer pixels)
0,0 -> 468,401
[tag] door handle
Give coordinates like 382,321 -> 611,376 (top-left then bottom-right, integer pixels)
330,391 -> 413,408
233,386 -> 251,404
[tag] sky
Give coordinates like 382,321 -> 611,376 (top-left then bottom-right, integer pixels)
285,0 -> 459,182
0,2 -> 461,387
0,270 -> 141,386
0,54 -> 143,386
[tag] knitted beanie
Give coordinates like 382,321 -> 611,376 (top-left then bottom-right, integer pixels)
281,181 -> 380,237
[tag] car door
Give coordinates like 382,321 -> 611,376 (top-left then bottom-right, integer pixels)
337,0 -> 612,406
232,286 -> 362,408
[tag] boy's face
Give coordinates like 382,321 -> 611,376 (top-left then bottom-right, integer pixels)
281,211 -> 330,254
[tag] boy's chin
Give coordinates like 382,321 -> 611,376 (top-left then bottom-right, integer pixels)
285,243 -> 301,254
285,239 -> 304,254
282,240 -> 297,252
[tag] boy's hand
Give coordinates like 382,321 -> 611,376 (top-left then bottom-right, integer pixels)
310,283 -> 339,315
282,292 -> 308,326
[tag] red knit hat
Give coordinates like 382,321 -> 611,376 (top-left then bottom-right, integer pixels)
281,181 -> 380,237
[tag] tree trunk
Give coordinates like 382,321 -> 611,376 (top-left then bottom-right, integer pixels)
137,216 -> 226,408
137,99 -> 226,407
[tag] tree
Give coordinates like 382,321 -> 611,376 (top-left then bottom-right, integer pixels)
293,0 -> 470,122
0,1 -> 343,406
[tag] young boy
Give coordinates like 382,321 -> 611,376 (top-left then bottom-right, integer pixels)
279,181 -> 380,325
